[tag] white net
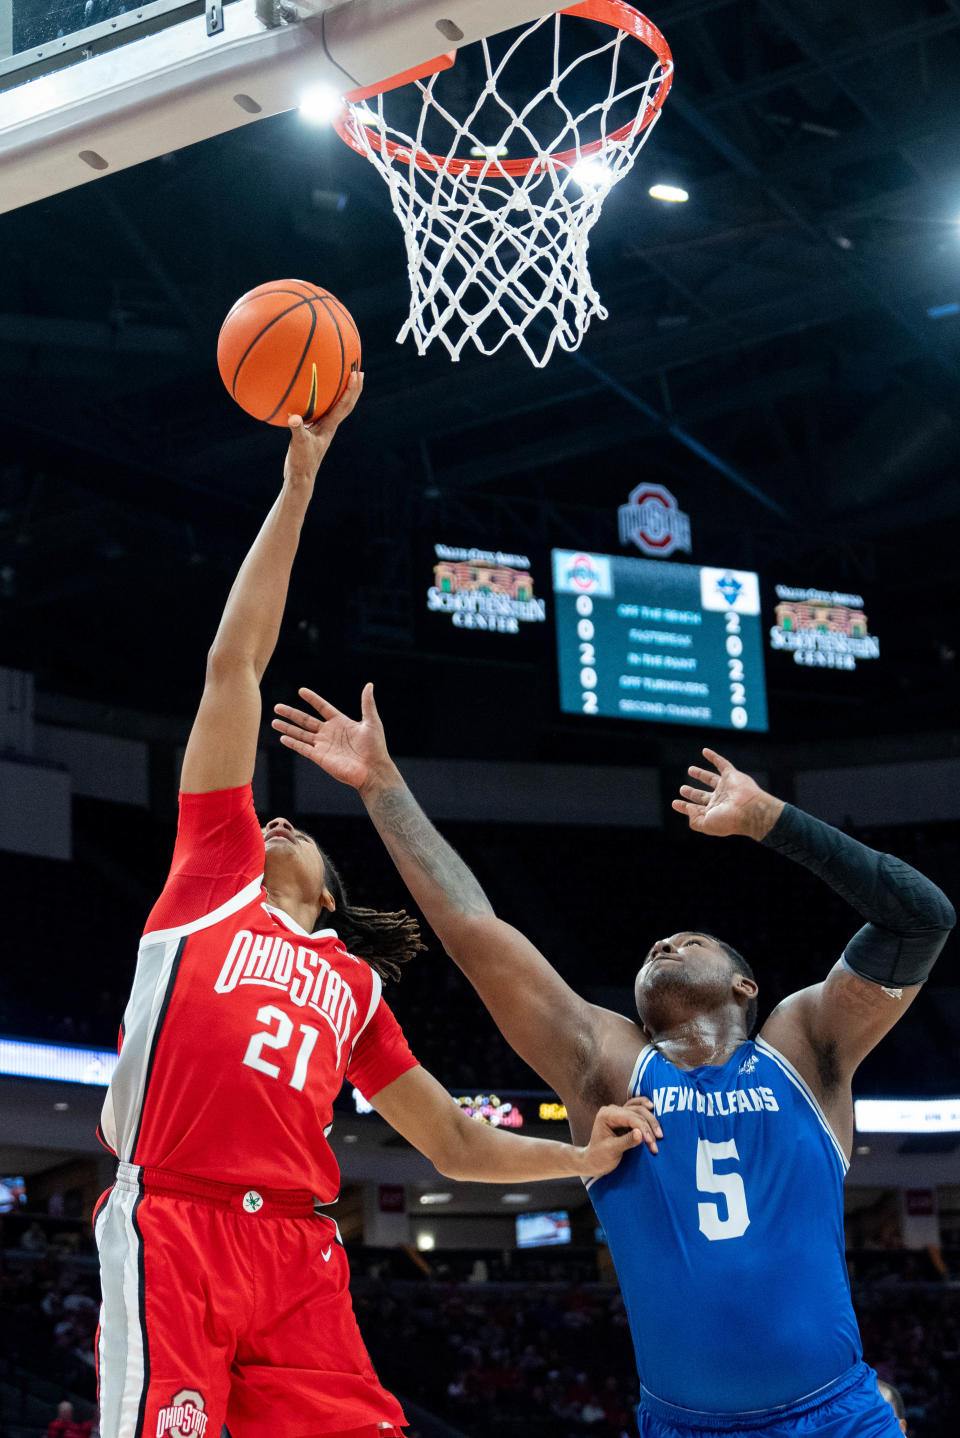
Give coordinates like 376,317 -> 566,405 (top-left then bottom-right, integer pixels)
336,5 -> 673,367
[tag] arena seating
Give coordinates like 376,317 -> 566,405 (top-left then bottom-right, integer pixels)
1,1236 -> 958,1437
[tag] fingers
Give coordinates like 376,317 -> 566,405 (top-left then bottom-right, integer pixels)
702,746 -> 732,773
277,734 -> 316,759
678,784 -> 710,806
271,717 -> 316,745
597,1103 -> 662,1154
687,764 -> 718,788
309,370 -> 364,433
360,681 -> 379,723
298,688 -> 343,719
273,703 -> 322,733
671,798 -> 702,824
603,1102 -> 660,1133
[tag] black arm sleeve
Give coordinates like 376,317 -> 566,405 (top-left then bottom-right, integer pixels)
760,804 -> 955,988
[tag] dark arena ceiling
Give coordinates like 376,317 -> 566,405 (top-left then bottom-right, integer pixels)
1,0 -> 959,762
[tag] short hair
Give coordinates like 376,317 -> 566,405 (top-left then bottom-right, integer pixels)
877,1381 -> 906,1421
700,933 -> 758,1035
314,843 -> 426,983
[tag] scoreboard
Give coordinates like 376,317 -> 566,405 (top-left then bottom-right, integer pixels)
553,550 -> 768,732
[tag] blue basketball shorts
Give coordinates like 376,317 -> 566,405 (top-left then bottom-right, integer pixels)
637,1362 -> 902,1438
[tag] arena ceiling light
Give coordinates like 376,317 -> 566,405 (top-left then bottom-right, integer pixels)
501,1192 -> 532,1204
418,1192 -> 453,1205
570,158 -> 615,191
649,182 -> 689,202
299,84 -> 344,125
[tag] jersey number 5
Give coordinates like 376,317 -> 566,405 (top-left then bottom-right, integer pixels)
243,1004 -> 320,1092
696,1138 -> 750,1241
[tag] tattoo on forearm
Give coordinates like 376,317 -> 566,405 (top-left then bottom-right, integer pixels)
367,785 -> 493,918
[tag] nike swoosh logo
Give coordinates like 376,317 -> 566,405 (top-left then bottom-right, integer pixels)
321,1246 -> 332,1262
304,362 -> 318,423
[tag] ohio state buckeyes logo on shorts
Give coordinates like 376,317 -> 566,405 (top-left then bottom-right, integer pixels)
156,1389 -> 208,1438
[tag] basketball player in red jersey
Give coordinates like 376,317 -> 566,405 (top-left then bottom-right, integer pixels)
95,372 -> 658,1438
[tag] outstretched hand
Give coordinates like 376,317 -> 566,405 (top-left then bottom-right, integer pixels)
672,747 -> 784,840
576,1097 -> 662,1177
272,683 -> 393,793
284,370 -> 364,486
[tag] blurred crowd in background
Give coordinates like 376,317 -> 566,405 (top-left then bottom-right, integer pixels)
1,1231 -> 958,1437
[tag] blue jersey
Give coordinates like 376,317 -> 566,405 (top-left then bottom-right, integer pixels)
588,1037 -> 861,1419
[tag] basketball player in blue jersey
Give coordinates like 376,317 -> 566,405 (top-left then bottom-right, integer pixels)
271,691 -> 955,1438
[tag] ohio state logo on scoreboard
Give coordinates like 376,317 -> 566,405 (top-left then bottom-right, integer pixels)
618,483 -> 691,558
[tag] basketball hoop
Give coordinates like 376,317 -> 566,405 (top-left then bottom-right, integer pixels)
334,2 -> 673,367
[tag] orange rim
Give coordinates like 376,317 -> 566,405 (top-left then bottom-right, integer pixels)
335,0 -> 673,178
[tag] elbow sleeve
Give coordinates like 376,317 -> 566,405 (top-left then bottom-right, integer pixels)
842,920 -> 954,990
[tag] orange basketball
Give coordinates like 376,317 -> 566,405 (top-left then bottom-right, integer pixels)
217,280 -> 361,427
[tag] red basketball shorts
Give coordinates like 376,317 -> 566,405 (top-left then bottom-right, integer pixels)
94,1163 -> 406,1438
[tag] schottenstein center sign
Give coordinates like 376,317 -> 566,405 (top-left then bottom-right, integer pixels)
618,483 -> 691,558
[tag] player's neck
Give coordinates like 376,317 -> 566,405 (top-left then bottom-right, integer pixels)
647,1012 -> 748,1070
263,884 -> 322,936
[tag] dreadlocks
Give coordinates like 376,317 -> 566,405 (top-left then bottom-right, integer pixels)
317,847 -> 426,983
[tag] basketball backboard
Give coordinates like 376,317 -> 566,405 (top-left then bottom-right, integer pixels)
0,0 -> 566,214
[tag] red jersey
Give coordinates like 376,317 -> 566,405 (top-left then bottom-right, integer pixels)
100,785 -> 418,1198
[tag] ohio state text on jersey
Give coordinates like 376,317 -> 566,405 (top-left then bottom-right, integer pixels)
100,784 -> 417,1196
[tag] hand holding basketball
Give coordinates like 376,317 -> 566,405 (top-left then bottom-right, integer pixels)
284,371 -> 363,486
217,279 -> 361,426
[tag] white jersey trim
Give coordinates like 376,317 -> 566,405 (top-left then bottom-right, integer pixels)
142,874 -> 263,946
96,1180 -> 147,1438
263,904 -> 339,941
628,1044 -> 656,1099
755,1036 -> 849,1175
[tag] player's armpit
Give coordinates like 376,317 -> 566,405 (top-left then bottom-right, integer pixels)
760,961 -> 922,1095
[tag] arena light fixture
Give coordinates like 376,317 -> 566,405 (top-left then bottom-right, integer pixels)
419,1192 -> 453,1205
299,84 -> 344,125
416,1231 -> 436,1251
501,1192 -> 533,1204
854,1097 -> 960,1133
649,182 -> 689,202
570,158 -> 615,191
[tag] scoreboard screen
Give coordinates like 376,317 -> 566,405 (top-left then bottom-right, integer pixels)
552,550 -> 768,732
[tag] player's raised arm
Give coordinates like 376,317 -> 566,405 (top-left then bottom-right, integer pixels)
271,685 -> 622,1102
369,1065 -> 660,1181
180,375 -> 362,794
673,748 -> 956,1087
